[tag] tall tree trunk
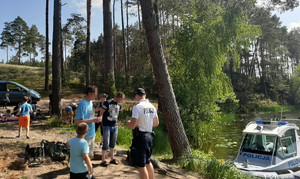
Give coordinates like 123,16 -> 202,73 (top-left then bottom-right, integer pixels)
18,41 -> 21,65
126,0 -> 130,76
120,0 -> 127,72
103,0 -> 115,97
61,31 -> 64,85
45,0 -> 49,91
6,46 -> 9,63
260,42 -> 268,98
113,0 -> 116,69
64,41 -> 67,68
139,0 -> 191,159
86,0 -> 91,87
137,0 -> 143,61
52,0 -> 62,116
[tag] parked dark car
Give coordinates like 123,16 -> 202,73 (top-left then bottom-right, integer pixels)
0,81 -> 41,105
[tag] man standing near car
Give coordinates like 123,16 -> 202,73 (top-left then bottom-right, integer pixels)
126,88 -> 159,179
3,93 -> 10,109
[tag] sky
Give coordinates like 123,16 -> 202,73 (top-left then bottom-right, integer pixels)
0,0 -> 137,63
0,0 -> 300,63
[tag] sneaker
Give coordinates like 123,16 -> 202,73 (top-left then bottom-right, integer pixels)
26,136 -> 30,139
16,135 -> 20,138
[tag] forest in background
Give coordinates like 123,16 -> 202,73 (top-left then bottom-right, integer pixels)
2,0 -> 300,167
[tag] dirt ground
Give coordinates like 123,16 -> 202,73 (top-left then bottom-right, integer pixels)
0,98 -> 200,179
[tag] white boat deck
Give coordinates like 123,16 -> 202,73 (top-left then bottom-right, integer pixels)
243,121 -> 299,137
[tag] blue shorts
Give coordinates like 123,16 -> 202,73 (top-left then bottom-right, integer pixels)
131,135 -> 153,168
102,126 -> 118,150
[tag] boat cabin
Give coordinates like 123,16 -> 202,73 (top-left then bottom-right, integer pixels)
234,121 -> 300,171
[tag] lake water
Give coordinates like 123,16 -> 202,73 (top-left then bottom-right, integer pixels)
213,111 -> 300,161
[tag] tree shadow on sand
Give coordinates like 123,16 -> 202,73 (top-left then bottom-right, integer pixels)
37,167 -> 69,179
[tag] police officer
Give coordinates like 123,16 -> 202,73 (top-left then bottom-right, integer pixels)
127,88 -> 159,179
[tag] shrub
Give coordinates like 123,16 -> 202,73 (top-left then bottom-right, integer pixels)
47,116 -> 64,127
116,125 -> 133,148
179,150 -> 254,179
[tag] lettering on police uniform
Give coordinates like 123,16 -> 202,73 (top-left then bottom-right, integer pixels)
144,108 -> 154,114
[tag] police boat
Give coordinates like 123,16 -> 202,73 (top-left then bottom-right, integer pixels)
234,120 -> 300,178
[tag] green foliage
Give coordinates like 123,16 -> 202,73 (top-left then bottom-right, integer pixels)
186,113 -> 236,153
115,71 -> 133,97
170,4 -> 261,152
179,150 -> 254,179
289,64 -> 300,104
47,116 -> 64,127
217,92 -> 239,113
256,104 -> 295,113
152,114 -> 172,155
116,125 -> 133,148
130,71 -> 157,99
170,3 -> 260,124
102,72 -> 117,98
115,111 -> 171,155
1,16 -> 45,64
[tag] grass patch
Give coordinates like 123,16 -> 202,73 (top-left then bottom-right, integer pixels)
0,141 -> 27,150
0,64 -> 45,89
46,116 -> 65,127
256,105 -> 295,113
116,125 -> 133,148
153,122 -> 172,155
179,150 -> 254,179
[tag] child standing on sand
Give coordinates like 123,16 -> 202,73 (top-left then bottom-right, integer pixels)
16,96 -> 33,139
67,122 -> 93,179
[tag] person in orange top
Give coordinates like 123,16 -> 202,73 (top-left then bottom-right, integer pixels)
16,96 -> 33,139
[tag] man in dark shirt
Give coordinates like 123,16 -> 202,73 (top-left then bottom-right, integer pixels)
99,92 -> 125,167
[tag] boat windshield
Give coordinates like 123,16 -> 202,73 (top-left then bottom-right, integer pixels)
241,134 -> 276,155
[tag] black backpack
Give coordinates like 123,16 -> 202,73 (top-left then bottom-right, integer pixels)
41,140 -> 69,161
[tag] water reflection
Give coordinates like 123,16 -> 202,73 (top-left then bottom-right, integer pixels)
213,111 -> 300,161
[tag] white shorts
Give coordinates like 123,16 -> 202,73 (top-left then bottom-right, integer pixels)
85,136 -> 95,157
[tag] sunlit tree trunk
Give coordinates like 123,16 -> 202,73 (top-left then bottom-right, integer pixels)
86,0 -> 91,87
61,31 -> 64,84
6,46 -> 9,63
120,0 -> 127,72
103,0 -> 115,97
52,0 -> 62,115
113,0 -> 116,68
139,0 -> 191,159
137,0 -> 143,60
126,0 -> 130,76
45,0 -> 49,91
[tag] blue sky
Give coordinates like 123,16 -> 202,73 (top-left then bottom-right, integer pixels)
0,0 -> 132,62
0,0 -> 300,63
275,6 -> 300,29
